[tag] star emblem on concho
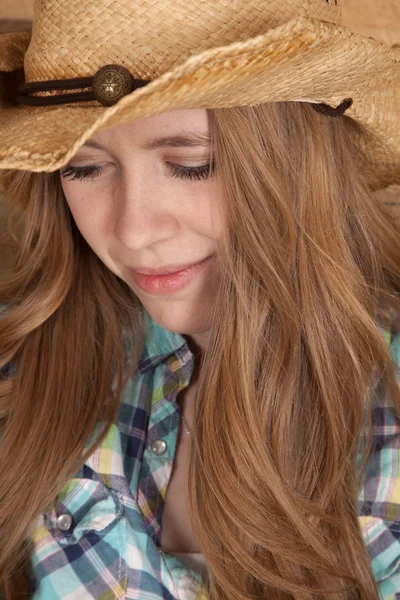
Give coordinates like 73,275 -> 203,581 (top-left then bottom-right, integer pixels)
101,75 -> 121,98
92,64 -> 133,107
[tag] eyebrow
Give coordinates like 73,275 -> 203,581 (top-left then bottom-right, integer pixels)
82,130 -> 211,152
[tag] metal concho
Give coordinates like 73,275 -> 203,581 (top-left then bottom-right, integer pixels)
92,64 -> 133,107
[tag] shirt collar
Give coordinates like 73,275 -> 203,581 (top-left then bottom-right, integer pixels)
138,307 -> 191,372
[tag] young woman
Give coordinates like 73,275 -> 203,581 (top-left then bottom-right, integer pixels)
0,1 -> 400,599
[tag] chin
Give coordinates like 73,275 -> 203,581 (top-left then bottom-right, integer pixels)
144,299 -> 212,336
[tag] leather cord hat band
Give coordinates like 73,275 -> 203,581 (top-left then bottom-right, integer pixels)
15,64 -> 151,107
13,62 -> 353,116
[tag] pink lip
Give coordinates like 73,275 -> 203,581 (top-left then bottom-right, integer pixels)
128,255 -> 214,296
132,258 -> 210,276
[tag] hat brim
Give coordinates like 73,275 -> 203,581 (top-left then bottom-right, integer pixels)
0,17 -> 399,191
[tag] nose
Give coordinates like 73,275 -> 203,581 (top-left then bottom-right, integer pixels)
113,170 -> 179,251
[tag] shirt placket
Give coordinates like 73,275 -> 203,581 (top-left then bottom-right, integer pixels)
137,366 -> 182,547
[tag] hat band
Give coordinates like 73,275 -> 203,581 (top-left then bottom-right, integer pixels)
15,64 -> 151,107
11,63 -> 353,117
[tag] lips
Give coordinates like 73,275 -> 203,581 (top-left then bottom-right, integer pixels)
128,254 -> 215,296
131,256 -> 212,276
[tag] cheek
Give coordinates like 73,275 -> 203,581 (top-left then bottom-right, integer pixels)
202,191 -> 227,240
64,191 -> 112,248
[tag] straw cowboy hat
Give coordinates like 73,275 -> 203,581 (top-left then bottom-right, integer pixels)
0,0 -> 399,192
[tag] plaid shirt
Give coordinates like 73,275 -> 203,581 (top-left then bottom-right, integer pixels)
1,305 -> 400,599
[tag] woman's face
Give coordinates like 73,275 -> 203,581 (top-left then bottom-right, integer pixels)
60,108 -> 224,352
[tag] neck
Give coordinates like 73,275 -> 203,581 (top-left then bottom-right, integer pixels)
183,335 -> 204,381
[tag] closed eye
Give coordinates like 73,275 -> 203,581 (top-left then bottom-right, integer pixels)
59,161 -> 215,182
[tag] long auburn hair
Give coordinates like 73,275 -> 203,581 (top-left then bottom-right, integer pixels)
1,101 -> 400,599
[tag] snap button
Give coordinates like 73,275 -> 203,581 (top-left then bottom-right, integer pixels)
56,513 -> 73,531
151,439 -> 167,455
92,64 -> 133,107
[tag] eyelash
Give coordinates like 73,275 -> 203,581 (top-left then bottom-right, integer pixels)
59,161 -> 215,182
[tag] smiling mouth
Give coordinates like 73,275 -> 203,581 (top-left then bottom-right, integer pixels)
127,254 -> 215,295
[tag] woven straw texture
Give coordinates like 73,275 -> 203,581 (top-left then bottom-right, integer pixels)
0,0 -> 399,192
23,0 -> 342,81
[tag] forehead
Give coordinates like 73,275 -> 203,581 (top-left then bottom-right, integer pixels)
81,108 -> 211,152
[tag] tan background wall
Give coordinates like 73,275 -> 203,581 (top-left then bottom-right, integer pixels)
0,0 -> 33,19
1,0 -> 400,275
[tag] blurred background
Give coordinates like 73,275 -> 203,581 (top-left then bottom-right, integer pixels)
1,0 -> 400,276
